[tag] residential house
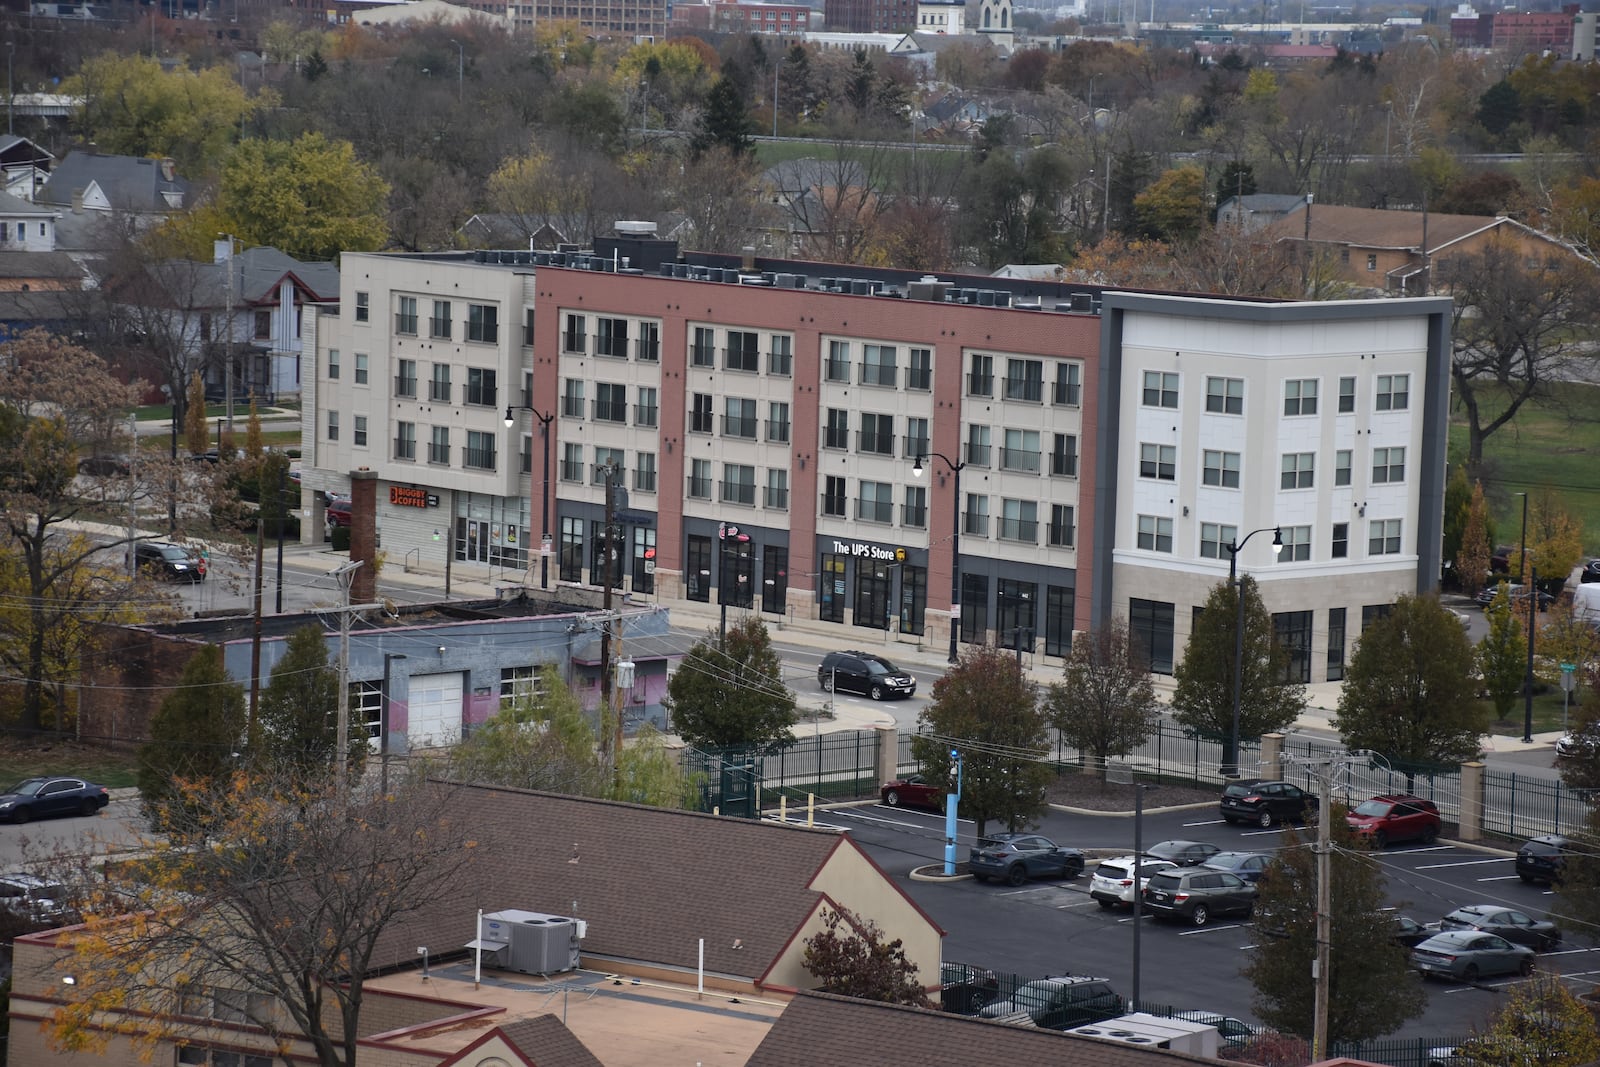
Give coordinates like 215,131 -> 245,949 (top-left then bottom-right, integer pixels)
0,133 -> 54,201
438,1017 -> 605,1067
35,150 -> 190,253
1215,193 -> 1312,234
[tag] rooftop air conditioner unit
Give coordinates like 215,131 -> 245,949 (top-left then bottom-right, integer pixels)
1069,292 -> 1094,313
1070,1014 -> 1219,1057
476,910 -> 583,975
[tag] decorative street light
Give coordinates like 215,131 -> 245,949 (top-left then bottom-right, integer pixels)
1223,525 -> 1283,778
504,404 -> 556,589
913,451 -> 965,664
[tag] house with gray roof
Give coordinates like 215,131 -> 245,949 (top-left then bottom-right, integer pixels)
0,189 -> 62,253
438,1015 -> 605,1067
0,134 -> 54,202
36,149 -> 190,253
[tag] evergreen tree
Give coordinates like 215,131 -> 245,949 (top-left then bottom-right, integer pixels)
692,76 -> 755,160
255,623 -> 348,776
1477,585 -> 1527,720
663,617 -> 796,749
138,645 -> 246,833
1440,465 -> 1471,589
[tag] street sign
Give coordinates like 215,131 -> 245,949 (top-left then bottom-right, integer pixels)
644,560 -> 656,574
1561,662 -> 1576,672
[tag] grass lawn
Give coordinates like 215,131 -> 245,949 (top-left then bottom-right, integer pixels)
0,739 -> 141,789
132,401 -> 299,422
1482,683 -> 1588,736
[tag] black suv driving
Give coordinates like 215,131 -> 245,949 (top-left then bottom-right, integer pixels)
818,650 -> 916,700
130,541 -> 207,582
1220,779 -> 1318,827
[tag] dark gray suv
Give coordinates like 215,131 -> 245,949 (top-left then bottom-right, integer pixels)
818,650 -> 916,700
977,975 -> 1123,1030
1142,868 -> 1258,926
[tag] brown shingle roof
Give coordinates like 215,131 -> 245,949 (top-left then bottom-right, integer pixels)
1262,204 -> 1507,252
746,991 -> 1232,1066
496,1014 -> 606,1067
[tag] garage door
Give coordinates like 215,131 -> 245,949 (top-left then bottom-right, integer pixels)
407,672 -> 463,748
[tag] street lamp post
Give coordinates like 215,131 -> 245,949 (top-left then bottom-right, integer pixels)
449,38 -> 464,103
504,405 -> 556,589
1223,525 -> 1283,778
913,452 -> 965,664
1516,491 -> 1529,586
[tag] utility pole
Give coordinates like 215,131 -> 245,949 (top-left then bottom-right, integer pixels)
222,234 -> 236,434
598,463 -> 618,771
1525,565 -> 1538,743
125,413 -> 138,579
247,510 -> 266,746
329,560 -> 364,804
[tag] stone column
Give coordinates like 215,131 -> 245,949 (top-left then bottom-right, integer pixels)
1458,761 -> 1485,842
1260,733 -> 1285,783
350,469 -> 379,604
876,723 -> 899,788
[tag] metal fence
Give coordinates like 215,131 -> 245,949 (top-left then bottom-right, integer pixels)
682,730 -> 884,815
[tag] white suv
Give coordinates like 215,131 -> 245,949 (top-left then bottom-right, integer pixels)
1088,854 -> 1177,908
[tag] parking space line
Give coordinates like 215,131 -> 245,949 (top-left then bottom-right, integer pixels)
1177,924 -> 1247,936
1415,858 -> 1512,870
1183,819 -> 1227,827
1541,948 -> 1595,957
1476,875 -> 1521,882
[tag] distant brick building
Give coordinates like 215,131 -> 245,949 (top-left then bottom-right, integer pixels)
1451,3 -> 1578,52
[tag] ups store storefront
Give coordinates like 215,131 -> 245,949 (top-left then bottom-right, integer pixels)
815,537 -> 929,635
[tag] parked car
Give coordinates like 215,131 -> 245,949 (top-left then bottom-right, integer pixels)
1391,914 -> 1440,948
969,833 -> 1085,886
1146,840 -> 1222,867
1170,1011 -> 1260,1048
1476,583 -> 1554,611
817,650 -> 916,700
1580,559 -> 1600,584
1141,867 -> 1257,926
976,975 -> 1123,1030
880,774 -> 943,811
326,495 -> 353,528
130,541 -> 207,582
1516,834 -> 1572,885
1345,794 -> 1440,848
0,777 -> 111,823
1200,851 -> 1272,883
0,873 -> 72,924
76,453 -> 131,477
1555,726 -> 1600,759
1219,779 -> 1317,827
939,962 -> 999,1016
1411,930 -> 1535,982
1439,905 -> 1561,950
1089,855 -> 1179,908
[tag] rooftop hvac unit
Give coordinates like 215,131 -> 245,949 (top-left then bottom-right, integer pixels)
474,910 -> 583,975
1069,1014 -> 1219,1058
1069,292 -> 1094,313
615,220 -> 658,236
659,262 -> 675,276
907,279 -> 951,302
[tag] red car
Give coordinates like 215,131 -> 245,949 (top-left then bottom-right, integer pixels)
881,774 -> 944,811
326,496 -> 353,527
1345,794 -> 1441,848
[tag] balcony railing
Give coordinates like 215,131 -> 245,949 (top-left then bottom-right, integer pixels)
688,474 -> 712,499
562,395 -> 585,419
1004,377 -> 1043,403
635,337 -> 659,362
560,460 -> 584,482
428,443 -> 450,465
1049,522 -> 1075,547
563,331 -> 587,354
395,376 -> 417,398
856,431 -> 894,456
766,420 -> 790,443
721,415 -> 757,439
394,438 -> 415,461
765,485 -> 788,509
968,372 -> 993,396
1000,447 -> 1041,473
856,499 -> 893,523
965,442 -> 991,467
635,404 -> 658,428
901,503 -> 927,527
721,480 -> 756,505
594,400 -> 627,423
428,381 -> 450,403
464,447 -> 497,471
999,517 -> 1038,542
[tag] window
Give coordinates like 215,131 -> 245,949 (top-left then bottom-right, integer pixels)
1049,504 -> 1075,547
560,516 -> 584,583
822,475 -> 847,516
908,347 -> 932,390
691,393 -> 713,434
560,442 -> 583,481
353,415 -> 368,447
1002,429 -> 1040,472
500,666 -> 542,709
354,353 -> 368,385
904,417 -> 929,460
429,426 -> 450,465
522,371 -> 532,408
964,493 -> 989,536
968,353 -> 994,396
635,386 -> 658,427
1045,585 -> 1074,656
253,309 -> 271,339
635,452 -> 657,492
1372,446 -> 1405,484
465,368 -> 497,407
1051,434 -> 1078,477
997,578 -> 1036,652
1000,499 -> 1038,542
1280,525 -> 1311,562
354,291 -> 369,322
563,379 -> 586,420
597,317 -> 629,358
1369,518 -> 1402,555
1273,610 -> 1313,684
592,448 -> 624,485
767,401 -> 790,443
1338,376 -> 1356,413
1137,514 -> 1173,553
1005,358 -> 1043,402
862,344 -> 897,386
523,308 -> 536,347
1205,376 -> 1243,414
722,463 -> 756,505
595,382 -> 626,423
1284,379 -> 1318,416
1200,522 -> 1237,559
725,329 -> 759,371
1053,362 -> 1082,405
637,321 -> 660,362
1335,449 -> 1352,487
1377,373 -> 1410,411
1332,522 -> 1348,558
768,334 -> 791,375
464,430 -> 495,470
395,359 -> 416,398
1362,603 -> 1393,630
903,485 -> 927,527
429,364 -> 450,403
394,421 -> 415,461
960,572 -> 989,643
1130,598 -> 1175,674
1142,371 -> 1178,408
1367,254 -> 1377,271
858,480 -> 893,522
965,424 -> 991,467
327,410 -> 339,441
1202,449 -> 1241,488
1327,607 -> 1347,681
688,458 -> 712,498
467,303 -> 498,343
327,348 -> 340,380
396,295 -> 417,335
858,413 -> 894,455
1280,452 -> 1314,490
564,313 -> 587,354
826,340 -> 851,381
723,397 -> 757,438
765,468 -> 788,509
692,326 -> 716,367
1140,443 -> 1176,481
521,434 -> 532,474
430,300 -> 452,339
825,408 -> 849,449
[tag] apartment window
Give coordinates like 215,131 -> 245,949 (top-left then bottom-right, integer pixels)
968,353 -> 994,396
637,321 -> 660,362
1332,521 -> 1349,559
1130,598 -> 1176,674
765,468 -> 788,509
902,485 -> 927,527
635,386 -> 658,428
395,359 -> 416,398
557,442 -> 582,481
465,368 -> 497,407
354,291 -> 369,322
430,300 -> 452,339
692,326 -> 716,367
856,480 -> 893,522
1273,610 -> 1314,684
908,347 -> 932,390
1335,449 -> 1352,487
1338,376 -> 1356,413
766,401 -> 790,443
1205,376 -> 1243,414
354,353 -> 368,385
767,333 -> 792,375
465,430 -> 496,470
564,313 -> 587,354
1050,434 -> 1078,477
563,380 -> 586,420
1004,358 -> 1043,402
1201,449 -> 1240,488
1369,518 -> 1403,556
858,412 -> 894,455
395,295 -> 417,335
904,417 -> 929,461
1280,524 -> 1312,562
521,434 -> 532,474
1377,374 -> 1410,411
353,415 -> 368,447
1002,429 -> 1040,473
862,344 -> 897,386
688,458 -> 712,498
1142,370 -> 1178,408
825,408 -> 849,449
1048,504 -> 1075,547
965,425 -> 991,467
723,397 -> 757,438
1280,452 -> 1315,490
1137,514 -> 1173,553
429,364 -> 450,403
725,330 -> 759,372
326,410 -> 339,441
1194,523 -> 1233,559
1053,361 -> 1082,405
1327,607 -> 1347,681
595,382 -> 627,423
467,304 -> 498,344
1045,585 -> 1074,656
592,448 -> 624,487
999,499 -> 1038,542
429,426 -> 450,465
691,393 -> 713,434
635,452 -> 657,492
822,475 -> 847,516
597,317 -> 629,358
1140,443 -> 1177,481
394,421 -> 415,461
523,308 -> 536,346
327,348 -> 340,380
722,463 -> 756,505
960,573 -> 989,644
825,340 -> 851,382
1372,446 -> 1405,484
560,516 -> 584,583
522,371 -> 532,408
1284,378 -> 1318,416
964,493 -> 989,536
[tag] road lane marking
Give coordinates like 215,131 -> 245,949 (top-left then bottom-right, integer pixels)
1477,875 -> 1522,882
1178,924 -> 1247,936
1415,858 -> 1513,870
